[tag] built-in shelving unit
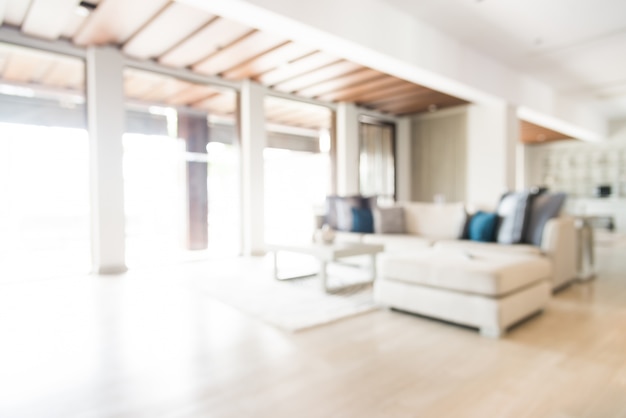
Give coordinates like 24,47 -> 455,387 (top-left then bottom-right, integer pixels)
530,142 -> 626,198
526,140 -> 626,231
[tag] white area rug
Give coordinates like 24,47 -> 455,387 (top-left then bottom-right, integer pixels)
186,256 -> 379,332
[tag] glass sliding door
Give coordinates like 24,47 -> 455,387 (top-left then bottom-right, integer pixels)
264,97 -> 333,244
0,44 -> 89,282
123,69 -> 240,267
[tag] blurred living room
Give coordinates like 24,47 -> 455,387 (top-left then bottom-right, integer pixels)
1,0 -> 625,417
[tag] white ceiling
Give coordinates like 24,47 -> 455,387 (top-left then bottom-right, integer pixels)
380,0 -> 626,119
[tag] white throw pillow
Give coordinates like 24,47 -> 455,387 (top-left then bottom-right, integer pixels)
401,202 -> 467,239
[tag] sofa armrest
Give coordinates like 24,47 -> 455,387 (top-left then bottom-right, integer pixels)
540,217 -> 577,290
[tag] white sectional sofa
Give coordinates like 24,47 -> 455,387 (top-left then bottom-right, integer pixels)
335,201 -> 577,290
328,199 -> 578,337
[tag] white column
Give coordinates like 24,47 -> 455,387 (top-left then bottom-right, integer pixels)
239,80 -> 266,256
466,102 -> 519,209
516,142 -> 527,191
336,103 -> 359,195
504,104 -> 520,192
395,116 -> 412,202
86,46 -> 127,274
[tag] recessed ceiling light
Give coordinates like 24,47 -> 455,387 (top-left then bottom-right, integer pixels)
74,5 -> 90,17
76,1 -> 97,16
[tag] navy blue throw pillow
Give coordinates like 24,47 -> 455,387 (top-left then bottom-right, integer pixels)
351,207 -> 374,233
469,211 -> 497,242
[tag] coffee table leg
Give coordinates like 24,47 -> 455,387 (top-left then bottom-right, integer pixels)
273,250 -> 279,280
370,254 -> 377,281
320,260 -> 328,291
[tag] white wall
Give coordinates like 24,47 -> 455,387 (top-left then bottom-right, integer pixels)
609,118 -> 626,141
411,107 -> 467,203
466,103 -> 518,209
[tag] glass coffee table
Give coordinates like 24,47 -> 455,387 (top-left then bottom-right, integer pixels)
266,242 -> 384,293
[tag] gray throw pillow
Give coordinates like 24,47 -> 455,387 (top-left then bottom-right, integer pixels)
496,191 -> 532,244
524,192 -> 566,246
324,196 -> 339,230
373,206 -> 406,234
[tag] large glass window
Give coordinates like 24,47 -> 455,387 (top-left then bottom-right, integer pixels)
123,69 -> 240,267
0,44 -> 88,282
264,97 -> 333,244
359,119 -> 395,201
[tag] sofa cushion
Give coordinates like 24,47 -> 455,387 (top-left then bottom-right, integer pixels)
524,192 -> 566,246
380,249 -> 551,297
362,233 -> 433,252
496,192 -> 532,244
373,206 -> 406,234
402,202 -> 466,239
433,239 -> 542,256
351,207 -> 374,233
468,211 -> 497,242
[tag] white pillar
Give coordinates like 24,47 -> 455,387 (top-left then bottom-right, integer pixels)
466,102 -> 519,209
503,104 -> 520,192
86,46 -> 127,274
395,116 -> 412,201
336,103 -> 360,195
516,142 -> 527,191
239,80 -> 266,256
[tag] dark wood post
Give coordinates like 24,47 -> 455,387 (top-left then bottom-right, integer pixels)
178,113 -> 209,250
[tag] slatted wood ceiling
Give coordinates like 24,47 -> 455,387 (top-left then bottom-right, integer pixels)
520,121 -> 573,144
1,0 -> 567,140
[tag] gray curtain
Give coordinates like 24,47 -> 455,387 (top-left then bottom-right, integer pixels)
359,122 -> 395,199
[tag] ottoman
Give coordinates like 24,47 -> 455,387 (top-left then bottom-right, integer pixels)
374,248 -> 552,338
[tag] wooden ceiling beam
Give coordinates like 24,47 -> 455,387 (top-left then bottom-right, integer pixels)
273,60 -> 363,94
378,95 -> 466,115
4,0 -> 33,26
265,105 -> 322,121
158,17 -> 250,68
122,3 -> 214,60
270,110 -> 329,128
167,85 -> 220,106
74,0 -> 170,46
520,120 -> 573,144
2,51 -> 53,83
192,30 -> 286,76
364,86 -> 436,107
221,41 -> 315,81
351,82 -> 425,104
140,77 -> 192,103
257,51 -> 338,86
39,56 -> 84,89
319,77 -> 406,102
297,68 -> 384,98
193,92 -> 237,115
21,0 -> 81,40
265,96 -> 331,116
